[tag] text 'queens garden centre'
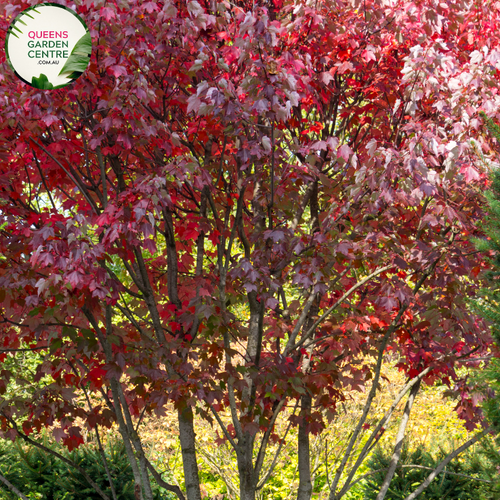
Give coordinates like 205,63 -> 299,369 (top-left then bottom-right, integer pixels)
27,31 -> 69,59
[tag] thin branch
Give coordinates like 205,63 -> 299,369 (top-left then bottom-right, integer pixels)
96,146 -> 107,209
330,256 -> 440,499
283,290 -> 317,355
375,380 -> 421,500
29,138 -> 99,214
345,463 -> 493,494
403,428 -> 492,500
415,196 -> 431,241
196,447 -> 239,498
254,398 -> 287,479
145,459 -> 187,500
0,471 -> 29,500
400,464 -> 493,483
288,265 -> 392,355
32,149 -> 57,211
207,402 -> 238,451
67,360 -> 118,500
290,181 -> 316,232
338,366 -> 432,496
256,400 -> 300,490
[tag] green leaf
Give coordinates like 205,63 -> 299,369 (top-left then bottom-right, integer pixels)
71,32 -> 92,55
28,307 -> 40,317
58,33 -> 91,77
50,339 -> 62,354
62,326 -> 77,340
58,54 -> 90,76
31,74 -> 53,90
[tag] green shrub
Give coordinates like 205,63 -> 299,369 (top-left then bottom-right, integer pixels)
361,440 -> 499,500
0,436 -> 175,500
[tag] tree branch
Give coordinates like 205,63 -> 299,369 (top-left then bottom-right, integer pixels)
289,265 -> 392,355
0,470 -> 29,500
145,458 -> 186,500
256,400 -> 299,490
29,138 -> 100,214
254,398 -> 287,480
403,428 -> 492,500
329,256 -> 440,499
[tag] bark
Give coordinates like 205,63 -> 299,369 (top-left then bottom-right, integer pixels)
375,380 -> 421,500
296,305 -> 318,500
237,434 -> 257,500
178,406 -> 202,500
236,288 -> 262,500
163,208 -> 182,309
234,287 -> 262,500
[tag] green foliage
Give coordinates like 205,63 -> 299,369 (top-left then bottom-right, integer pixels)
361,441 -> 499,500
0,436 -> 60,500
0,436 -> 175,500
55,440 -> 136,500
474,436 -> 500,498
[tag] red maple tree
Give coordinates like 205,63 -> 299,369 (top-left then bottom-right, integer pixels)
0,0 -> 498,499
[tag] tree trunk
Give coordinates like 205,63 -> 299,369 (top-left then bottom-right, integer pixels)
296,173 -> 318,500
297,393 -> 313,500
109,378 -> 148,500
237,435 -> 257,500
178,406 -> 202,500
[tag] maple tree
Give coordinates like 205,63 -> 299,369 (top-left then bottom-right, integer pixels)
0,0 -> 499,499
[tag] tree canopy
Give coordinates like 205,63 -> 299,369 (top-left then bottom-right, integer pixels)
0,0 -> 499,499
